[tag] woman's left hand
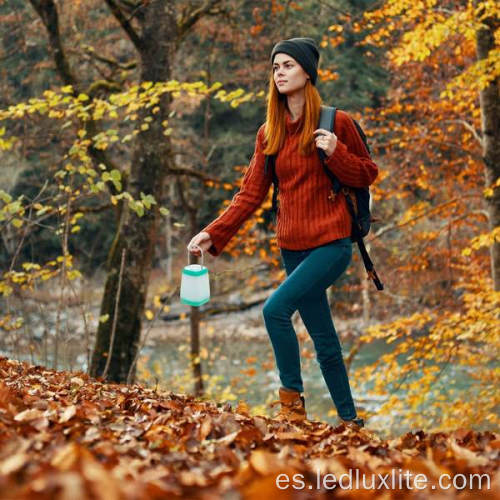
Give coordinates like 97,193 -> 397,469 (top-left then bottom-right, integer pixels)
313,129 -> 338,157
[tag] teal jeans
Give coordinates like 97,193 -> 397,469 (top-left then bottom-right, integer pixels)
262,237 -> 358,420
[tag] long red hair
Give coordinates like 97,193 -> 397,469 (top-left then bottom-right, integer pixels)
262,72 -> 322,157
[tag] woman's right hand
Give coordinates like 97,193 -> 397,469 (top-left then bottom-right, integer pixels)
187,231 -> 213,257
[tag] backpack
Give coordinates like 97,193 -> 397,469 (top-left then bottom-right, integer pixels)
264,105 -> 384,291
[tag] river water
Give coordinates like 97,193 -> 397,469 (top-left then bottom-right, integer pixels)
4,299 -> 487,440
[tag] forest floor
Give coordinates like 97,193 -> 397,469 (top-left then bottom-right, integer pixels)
0,356 -> 498,499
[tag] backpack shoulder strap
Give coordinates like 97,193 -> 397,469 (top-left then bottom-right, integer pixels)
264,154 -> 277,180
318,105 -> 342,192
264,155 -> 271,176
264,154 -> 279,214
318,105 -> 336,139
320,108 -> 383,291
351,118 -> 371,156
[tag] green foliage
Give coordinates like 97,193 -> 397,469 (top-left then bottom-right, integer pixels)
0,80 -> 261,296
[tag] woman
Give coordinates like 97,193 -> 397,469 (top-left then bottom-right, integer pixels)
188,37 -> 378,428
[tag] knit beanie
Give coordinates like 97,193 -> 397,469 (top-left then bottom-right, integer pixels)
270,37 -> 320,86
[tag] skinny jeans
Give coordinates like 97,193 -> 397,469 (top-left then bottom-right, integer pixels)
262,236 -> 357,420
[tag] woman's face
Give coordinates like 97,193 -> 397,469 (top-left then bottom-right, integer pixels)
272,53 -> 309,95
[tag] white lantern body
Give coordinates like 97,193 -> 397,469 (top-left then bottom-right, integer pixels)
180,264 -> 210,306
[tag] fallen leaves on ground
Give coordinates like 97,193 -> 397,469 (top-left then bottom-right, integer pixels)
0,356 -> 498,499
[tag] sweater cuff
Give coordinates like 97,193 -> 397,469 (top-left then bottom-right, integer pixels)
207,243 -> 218,257
326,139 -> 348,165
202,227 -> 231,258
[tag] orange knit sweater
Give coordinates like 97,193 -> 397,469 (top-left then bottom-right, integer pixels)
202,109 -> 379,257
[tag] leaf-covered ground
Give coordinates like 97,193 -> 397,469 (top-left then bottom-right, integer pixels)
0,357 -> 498,499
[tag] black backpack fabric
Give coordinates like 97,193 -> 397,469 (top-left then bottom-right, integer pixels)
264,106 -> 384,291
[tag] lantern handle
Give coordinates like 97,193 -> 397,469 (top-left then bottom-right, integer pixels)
187,243 -> 204,267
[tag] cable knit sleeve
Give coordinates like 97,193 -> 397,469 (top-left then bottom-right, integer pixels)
200,124 -> 272,257
324,110 -> 378,188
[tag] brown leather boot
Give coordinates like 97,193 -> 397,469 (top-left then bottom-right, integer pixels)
269,387 -> 307,422
340,417 -> 365,429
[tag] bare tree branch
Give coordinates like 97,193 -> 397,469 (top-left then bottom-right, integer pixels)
442,119 -> 483,146
423,137 -> 484,162
369,194 -> 483,241
119,0 -> 141,10
87,79 -> 123,95
0,48 -> 19,63
315,0 -> 349,17
82,44 -> 137,71
104,0 -> 144,52
178,0 -> 225,37
167,166 -> 221,184
28,0 -> 75,85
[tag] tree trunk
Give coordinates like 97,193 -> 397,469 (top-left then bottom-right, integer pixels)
90,1 -> 175,383
189,296 -> 204,397
476,10 -> 500,290
187,197 -> 203,396
165,182 -> 174,283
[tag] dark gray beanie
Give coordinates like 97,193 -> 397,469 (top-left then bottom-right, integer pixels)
270,37 -> 320,85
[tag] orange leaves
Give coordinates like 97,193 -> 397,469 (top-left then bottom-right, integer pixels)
13,408 -> 46,423
261,360 -> 274,371
398,201 -> 431,225
48,442 -> 122,500
0,448 -> 29,476
249,25 -> 263,36
250,5 -> 264,36
240,367 -> 257,377
0,356 -> 499,498
359,0 -> 499,105
270,0 -> 284,14
317,68 -> 339,82
59,404 -> 78,423
301,347 -> 315,360
323,24 -> 346,49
